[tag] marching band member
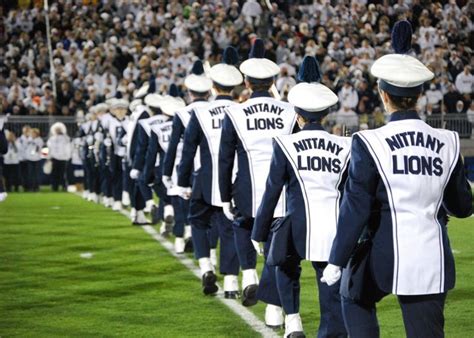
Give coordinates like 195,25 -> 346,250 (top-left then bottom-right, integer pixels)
96,102 -> 114,208
322,21 -> 473,338
145,96 -> 189,253
218,38 -> 296,327
127,84 -> 152,224
162,61 -> 220,262
177,47 -> 242,297
131,93 -> 168,217
253,56 -> 350,338
108,99 -> 129,211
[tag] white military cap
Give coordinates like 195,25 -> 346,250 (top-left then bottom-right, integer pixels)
111,98 -> 129,109
239,39 -> 280,80
160,97 -> 186,117
371,20 -> 434,96
371,54 -> 434,96
210,46 -> 243,87
134,83 -> 150,99
129,99 -> 141,112
144,93 -> 163,108
184,60 -> 213,93
288,83 -> 338,117
95,103 -> 109,112
105,98 -> 117,107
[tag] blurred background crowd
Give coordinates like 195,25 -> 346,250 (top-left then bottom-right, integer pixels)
0,0 -> 474,193
1,0 -> 473,125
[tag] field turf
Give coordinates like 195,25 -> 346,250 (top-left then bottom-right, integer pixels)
0,190 -> 472,337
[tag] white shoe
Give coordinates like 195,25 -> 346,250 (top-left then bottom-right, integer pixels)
223,275 -> 239,292
82,190 -> 89,199
184,225 -> 192,240
112,201 -> 122,211
198,257 -> 215,276
144,199 -> 155,213
284,313 -> 304,337
174,237 -> 185,254
130,208 -> 137,221
242,269 -> 259,290
0,192 -> 7,202
210,248 -> 217,268
265,304 -> 284,329
164,204 -> 174,222
121,191 -> 130,207
102,196 -> 112,207
133,210 -> 149,225
90,193 -> 99,203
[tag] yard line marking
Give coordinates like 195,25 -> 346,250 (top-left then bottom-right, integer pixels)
79,198 -> 277,338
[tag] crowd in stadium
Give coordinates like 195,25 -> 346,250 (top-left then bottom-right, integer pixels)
1,0 -> 473,127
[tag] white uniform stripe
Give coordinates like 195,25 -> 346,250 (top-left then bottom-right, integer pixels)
274,137 -> 312,259
358,133 -> 401,293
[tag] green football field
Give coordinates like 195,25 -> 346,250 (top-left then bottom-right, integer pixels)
0,191 -> 472,337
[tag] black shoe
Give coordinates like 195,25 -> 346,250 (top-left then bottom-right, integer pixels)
184,238 -> 194,253
202,271 -> 218,295
241,284 -> 258,307
287,332 -> 305,338
151,205 -> 161,225
224,291 -> 240,299
267,324 -> 284,330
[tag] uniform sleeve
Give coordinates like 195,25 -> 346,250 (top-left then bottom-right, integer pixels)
143,133 -> 159,184
443,155 -> 473,218
177,113 -> 201,187
163,115 -> 184,177
132,124 -> 149,171
0,129 -> 7,155
218,114 -> 238,203
329,134 -> 379,267
252,141 -> 289,242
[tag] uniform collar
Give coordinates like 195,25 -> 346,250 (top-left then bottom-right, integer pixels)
302,123 -> 325,131
193,98 -> 207,102
389,110 -> 421,122
215,95 -> 232,100
250,91 -> 271,98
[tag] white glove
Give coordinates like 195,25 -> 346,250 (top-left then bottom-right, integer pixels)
222,202 -> 235,221
179,186 -> 192,200
251,239 -> 264,256
130,169 -> 140,180
162,175 -> 173,190
0,192 -> 7,202
320,264 -> 342,286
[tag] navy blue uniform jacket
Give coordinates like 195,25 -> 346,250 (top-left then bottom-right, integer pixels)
329,111 -> 473,294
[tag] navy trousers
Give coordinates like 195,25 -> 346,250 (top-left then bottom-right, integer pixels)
170,195 -> 187,237
232,216 -> 257,270
110,155 -> 123,201
19,161 -> 29,191
342,288 -> 446,338
189,198 -> 239,275
276,257 -> 347,338
100,164 -> 112,198
256,232 -> 281,307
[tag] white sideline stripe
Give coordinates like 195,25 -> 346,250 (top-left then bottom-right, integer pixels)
76,194 -> 277,337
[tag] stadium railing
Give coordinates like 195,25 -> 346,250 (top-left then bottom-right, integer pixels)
3,113 -> 473,139
4,116 -> 81,138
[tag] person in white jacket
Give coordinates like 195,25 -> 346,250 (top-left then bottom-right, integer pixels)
25,128 -> 44,192
47,122 -> 72,191
3,130 -> 21,192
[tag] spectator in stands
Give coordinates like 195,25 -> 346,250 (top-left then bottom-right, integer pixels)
338,81 -> 358,111
455,66 -> 473,95
425,83 -> 443,114
444,84 -> 463,113
47,122 -> 71,192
